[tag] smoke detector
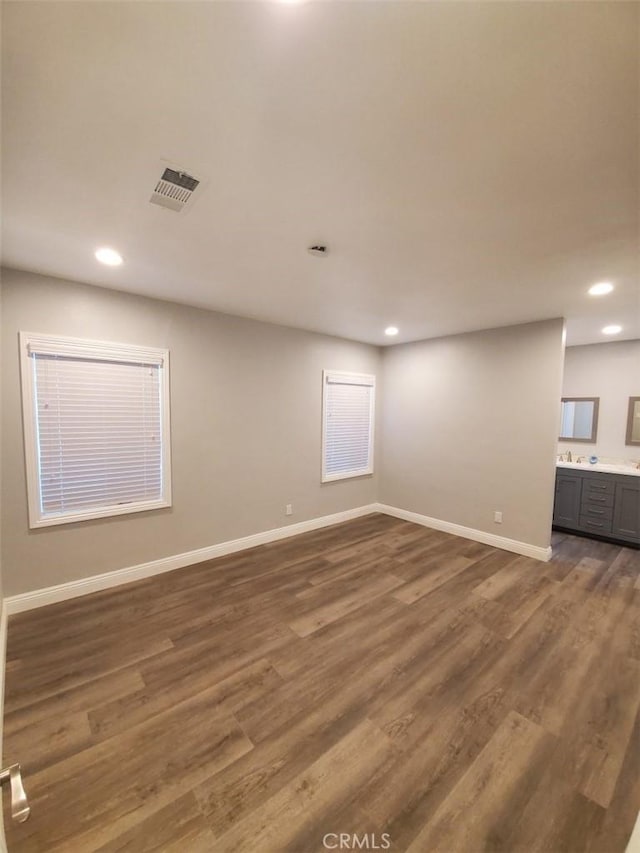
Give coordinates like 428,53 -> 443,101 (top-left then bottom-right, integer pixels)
308,245 -> 328,257
150,165 -> 202,213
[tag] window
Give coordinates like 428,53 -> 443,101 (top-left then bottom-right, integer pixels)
322,370 -> 375,482
20,333 -> 171,528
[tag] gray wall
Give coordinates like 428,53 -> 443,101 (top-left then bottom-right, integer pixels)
559,340 -> 640,462
1,268 -> 381,596
379,319 -> 565,549
0,269 -> 5,815
0,275 -> 3,608
1,269 -> 568,596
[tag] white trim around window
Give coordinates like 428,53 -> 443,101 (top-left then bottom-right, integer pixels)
19,332 -> 172,528
321,369 -> 376,483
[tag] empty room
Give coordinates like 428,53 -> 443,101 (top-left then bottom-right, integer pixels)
0,1 -> 639,851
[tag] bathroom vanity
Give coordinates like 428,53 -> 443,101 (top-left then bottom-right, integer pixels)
553,463 -> 640,546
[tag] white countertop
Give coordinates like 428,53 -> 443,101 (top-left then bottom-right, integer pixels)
557,461 -> 640,477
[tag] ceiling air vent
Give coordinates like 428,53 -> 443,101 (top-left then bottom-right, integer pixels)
150,167 -> 201,213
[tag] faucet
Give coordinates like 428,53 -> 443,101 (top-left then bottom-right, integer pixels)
566,450 -> 572,462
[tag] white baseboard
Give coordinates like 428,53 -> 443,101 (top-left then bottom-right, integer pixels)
372,503 -> 552,562
5,500 -> 551,615
626,812 -> 640,853
0,600 -> 7,853
5,504 -> 379,614
0,601 -> 7,736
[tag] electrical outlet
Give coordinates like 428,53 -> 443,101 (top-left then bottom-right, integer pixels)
285,504 -> 293,516
494,511 -> 503,524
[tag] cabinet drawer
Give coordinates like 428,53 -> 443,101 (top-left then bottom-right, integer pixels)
580,503 -> 614,522
582,477 -> 615,496
581,490 -> 614,508
579,515 -> 613,534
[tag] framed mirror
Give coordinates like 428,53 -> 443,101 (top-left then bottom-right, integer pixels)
559,397 -> 599,443
626,397 -> 640,446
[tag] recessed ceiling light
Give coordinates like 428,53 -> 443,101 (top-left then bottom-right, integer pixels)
385,326 -> 399,337
602,325 -> 622,335
589,281 -> 614,296
95,247 -> 123,266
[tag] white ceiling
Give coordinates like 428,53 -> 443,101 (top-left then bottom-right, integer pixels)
2,1 -> 638,347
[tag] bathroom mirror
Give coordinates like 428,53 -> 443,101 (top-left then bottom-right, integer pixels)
626,397 -> 640,446
559,397 -> 599,443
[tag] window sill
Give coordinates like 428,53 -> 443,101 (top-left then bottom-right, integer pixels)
321,468 -> 374,484
28,497 -> 172,529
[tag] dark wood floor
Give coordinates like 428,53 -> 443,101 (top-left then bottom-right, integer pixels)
3,514 -> 639,852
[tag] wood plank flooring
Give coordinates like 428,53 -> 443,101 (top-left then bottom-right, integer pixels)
3,514 -> 639,852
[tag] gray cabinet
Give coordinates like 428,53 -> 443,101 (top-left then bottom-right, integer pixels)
554,474 -> 582,528
554,468 -> 640,546
613,481 -> 640,541
579,476 -> 614,535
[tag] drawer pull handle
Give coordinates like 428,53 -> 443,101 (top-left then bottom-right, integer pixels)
587,509 -> 605,515
586,521 -> 604,528
589,497 -> 606,502
590,485 -> 607,491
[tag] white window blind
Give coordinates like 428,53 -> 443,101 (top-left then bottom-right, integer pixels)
322,371 -> 375,482
20,333 -> 171,528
